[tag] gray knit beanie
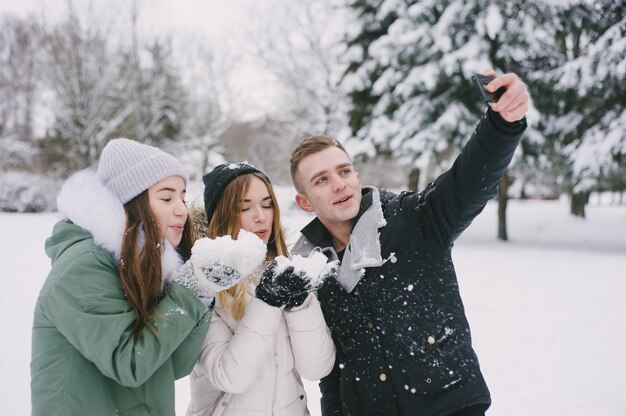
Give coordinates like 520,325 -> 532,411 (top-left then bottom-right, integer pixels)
97,138 -> 188,204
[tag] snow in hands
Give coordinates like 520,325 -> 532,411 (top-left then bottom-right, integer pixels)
273,250 -> 339,289
190,229 -> 267,290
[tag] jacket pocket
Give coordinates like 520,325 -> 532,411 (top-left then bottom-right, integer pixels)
186,392 -> 230,416
405,325 -> 465,395
281,387 -> 308,415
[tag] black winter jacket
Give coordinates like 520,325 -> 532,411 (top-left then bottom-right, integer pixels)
292,110 -> 526,416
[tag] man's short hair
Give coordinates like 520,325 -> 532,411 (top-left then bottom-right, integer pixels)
289,135 -> 350,193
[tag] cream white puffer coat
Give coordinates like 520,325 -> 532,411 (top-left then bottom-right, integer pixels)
186,282 -> 335,416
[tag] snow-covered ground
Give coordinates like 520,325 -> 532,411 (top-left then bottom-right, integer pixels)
2,191 -> 625,415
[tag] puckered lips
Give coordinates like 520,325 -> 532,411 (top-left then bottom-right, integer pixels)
170,223 -> 185,233
254,229 -> 269,240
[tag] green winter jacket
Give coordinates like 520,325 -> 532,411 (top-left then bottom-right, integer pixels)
31,219 -> 210,416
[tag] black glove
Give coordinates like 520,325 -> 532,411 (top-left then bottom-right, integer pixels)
255,260 -> 310,310
284,291 -> 310,311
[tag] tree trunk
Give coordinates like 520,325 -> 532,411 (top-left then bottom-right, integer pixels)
408,167 -> 420,192
497,171 -> 511,241
570,190 -> 590,218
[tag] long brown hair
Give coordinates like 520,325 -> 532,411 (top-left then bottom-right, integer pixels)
119,190 -> 194,338
207,172 -> 288,320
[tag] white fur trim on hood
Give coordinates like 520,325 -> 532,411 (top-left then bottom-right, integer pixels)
57,168 -> 184,286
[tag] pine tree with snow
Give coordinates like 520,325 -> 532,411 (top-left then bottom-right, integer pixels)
342,0 -> 538,239
342,0 -> 624,227
524,0 -> 626,217
118,38 -> 187,148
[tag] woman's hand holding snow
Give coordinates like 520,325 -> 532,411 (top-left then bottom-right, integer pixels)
174,230 -> 267,301
255,251 -> 339,310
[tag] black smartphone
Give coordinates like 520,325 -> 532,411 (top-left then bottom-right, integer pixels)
471,74 -> 506,103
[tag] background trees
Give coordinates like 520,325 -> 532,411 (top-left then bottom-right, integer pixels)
341,0 -> 625,238
38,5 -> 133,173
0,16 -> 40,170
0,0 -> 623,232
526,1 -> 626,217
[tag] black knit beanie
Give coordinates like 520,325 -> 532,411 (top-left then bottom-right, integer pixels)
202,162 -> 264,225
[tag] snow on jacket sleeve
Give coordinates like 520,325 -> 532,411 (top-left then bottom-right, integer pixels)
284,293 -> 336,380
196,297 -> 282,394
396,108 -> 526,248
41,248 -> 210,388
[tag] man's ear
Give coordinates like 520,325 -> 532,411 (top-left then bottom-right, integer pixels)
295,193 -> 315,213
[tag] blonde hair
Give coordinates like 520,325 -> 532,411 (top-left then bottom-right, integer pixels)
192,172 -> 288,320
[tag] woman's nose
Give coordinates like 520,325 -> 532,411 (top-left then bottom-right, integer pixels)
253,206 -> 266,223
174,199 -> 188,216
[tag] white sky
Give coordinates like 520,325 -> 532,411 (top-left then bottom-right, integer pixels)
0,0 -> 254,33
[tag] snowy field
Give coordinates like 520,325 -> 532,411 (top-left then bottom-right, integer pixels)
2,190 -> 625,415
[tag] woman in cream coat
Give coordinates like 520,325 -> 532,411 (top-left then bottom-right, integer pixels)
187,163 -> 336,416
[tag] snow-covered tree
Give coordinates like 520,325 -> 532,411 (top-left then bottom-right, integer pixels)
342,0 -> 547,177
120,2 -> 187,148
0,16 -> 39,142
245,0 -> 350,140
37,4 -> 134,173
526,0 -> 626,216
342,0 -> 624,235
118,37 -> 187,147
174,39 -> 239,178
0,15 -> 43,178
35,0 -> 191,175
342,0 -> 545,239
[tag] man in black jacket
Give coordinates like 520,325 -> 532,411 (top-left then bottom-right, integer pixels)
289,70 -> 528,416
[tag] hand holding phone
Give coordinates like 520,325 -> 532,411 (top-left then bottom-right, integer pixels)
471,73 -> 506,103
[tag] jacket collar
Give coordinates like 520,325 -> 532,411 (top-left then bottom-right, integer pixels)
294,186 -> 386,293
299,187 -> 375,248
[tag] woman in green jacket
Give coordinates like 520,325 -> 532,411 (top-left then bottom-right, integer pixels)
31,138 -> 266,416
